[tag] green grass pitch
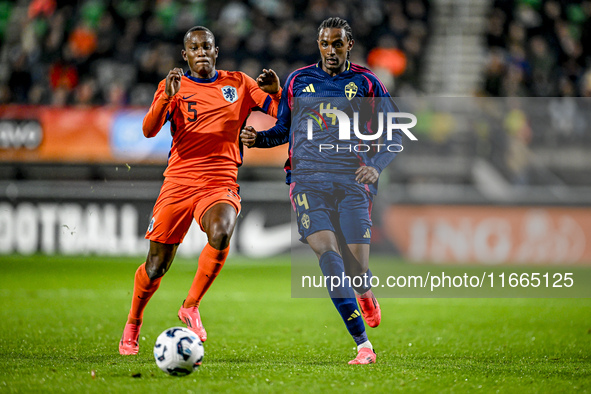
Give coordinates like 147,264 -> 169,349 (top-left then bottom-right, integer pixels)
0,255 -> 589,393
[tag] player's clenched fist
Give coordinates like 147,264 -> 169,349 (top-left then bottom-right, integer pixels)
355,165 -> 379,184
240,126 -> 258,147
256,69 -> 280,94
165,68 -> 184,97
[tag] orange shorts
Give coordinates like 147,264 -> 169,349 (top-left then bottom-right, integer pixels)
145,180 -> 241,244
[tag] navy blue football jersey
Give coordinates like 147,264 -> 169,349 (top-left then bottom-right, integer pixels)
253,61 -> 402,195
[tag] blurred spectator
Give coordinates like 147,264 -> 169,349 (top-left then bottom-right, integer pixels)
484,48 -> 506,96
48,53 -> 78,92
581,70 -> 591,97
1,0 -> 431,106
28,0 -> 56,20
68,22 -> 97,60
504,106 -> 532,184
529,35 -> 555,96
105,83 -> 127,107
7,51 -> 32,103
367,31 -> 408,85
581,1 -> 591,63
73,77 -> 99,107
483,0 -> 591,97
486,8 -> 507,48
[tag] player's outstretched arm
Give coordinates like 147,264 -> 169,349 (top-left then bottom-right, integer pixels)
143,68 -> 183,138
355,166 -> 380,184
256,69 -> 280,94
241,126 -> 258,147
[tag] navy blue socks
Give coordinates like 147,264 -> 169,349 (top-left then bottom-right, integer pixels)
319,251 -> 366,343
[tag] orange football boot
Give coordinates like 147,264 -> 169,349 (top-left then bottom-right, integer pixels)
178,305 -> 207,342
356,289 -> 381,328
348,347 -> 377,365
119,322 -> 141,355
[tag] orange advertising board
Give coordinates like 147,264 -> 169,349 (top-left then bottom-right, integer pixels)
0,106 -> 113,162
0,105 -> 286,166
384,205 -> 591,265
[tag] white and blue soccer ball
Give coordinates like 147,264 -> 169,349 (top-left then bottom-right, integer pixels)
153,327 -> 204,376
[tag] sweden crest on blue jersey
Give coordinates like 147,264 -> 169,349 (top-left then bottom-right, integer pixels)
221,86 -> 238,103
344,82 -> 358,100
301,213 -> 311,229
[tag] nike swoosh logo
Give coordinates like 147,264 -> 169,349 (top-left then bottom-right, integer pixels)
182,94 -> 196,100
238,209 -> 293,258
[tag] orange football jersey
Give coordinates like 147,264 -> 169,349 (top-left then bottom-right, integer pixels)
143,70 -> 281,187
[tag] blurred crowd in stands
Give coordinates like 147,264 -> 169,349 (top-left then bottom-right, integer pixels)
4,0 -> 590,105
0,0 -> 430,106
483,0 -> 591,97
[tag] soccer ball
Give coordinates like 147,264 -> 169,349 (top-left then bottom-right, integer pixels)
153,327 -> 204,376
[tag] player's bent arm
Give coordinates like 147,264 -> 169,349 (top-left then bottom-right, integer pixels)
256,87 -> 282,119
245,72 -> 283,118
142,82 -> 173,138
364,85 -> 402,173
251,81 -> 292,148
256,69 -> 281,95
265,88 -> 283,118
364,127 -> 402,173
252,123 -> 289,148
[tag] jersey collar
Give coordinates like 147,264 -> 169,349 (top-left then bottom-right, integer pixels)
316,60 -> 351,76
184,70 -> 219,83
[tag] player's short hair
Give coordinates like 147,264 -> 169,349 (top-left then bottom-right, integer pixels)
184,26 -> 215,47
317,17 -> 353,42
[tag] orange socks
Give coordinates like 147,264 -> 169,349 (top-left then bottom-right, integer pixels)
183,243 -> 229,308
127,263 -> 162,325
126,244 -> 228,322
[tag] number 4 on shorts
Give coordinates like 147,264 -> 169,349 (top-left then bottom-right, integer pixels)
296,193 -> 309,210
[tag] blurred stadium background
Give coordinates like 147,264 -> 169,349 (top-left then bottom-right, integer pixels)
0,0 -> 590,265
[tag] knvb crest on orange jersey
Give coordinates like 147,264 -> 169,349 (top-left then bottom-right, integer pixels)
221,86 -> 238,103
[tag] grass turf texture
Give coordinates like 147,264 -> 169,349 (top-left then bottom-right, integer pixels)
0,255 -> 589,393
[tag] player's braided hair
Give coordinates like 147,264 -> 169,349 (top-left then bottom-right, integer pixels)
184,26 -> 215,47
317,17 -> 353,42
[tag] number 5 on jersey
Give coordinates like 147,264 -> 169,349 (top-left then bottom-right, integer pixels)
187,101 -> 197,122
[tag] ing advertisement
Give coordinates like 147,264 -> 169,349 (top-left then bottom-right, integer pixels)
385,205 -> 591,265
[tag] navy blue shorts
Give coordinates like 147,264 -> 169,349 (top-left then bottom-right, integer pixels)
290,180 -> 373,244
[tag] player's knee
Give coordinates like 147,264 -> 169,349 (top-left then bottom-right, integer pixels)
144,266 -> 163,280
145,264 -> 167,280
145,254 -> 172,280
208,224 -> 232,249
312,245 -> 340,260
